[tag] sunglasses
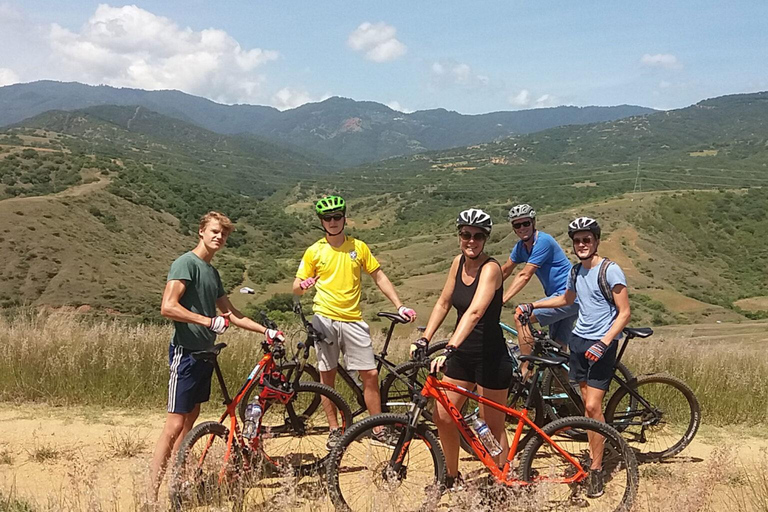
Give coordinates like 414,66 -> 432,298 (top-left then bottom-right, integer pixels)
512,220 -> 532,229
572,236 -> 594,245
458,231 -> 488,242
321,213 -> 344,222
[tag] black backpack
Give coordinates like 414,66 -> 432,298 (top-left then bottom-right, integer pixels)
569,258 -> 616,305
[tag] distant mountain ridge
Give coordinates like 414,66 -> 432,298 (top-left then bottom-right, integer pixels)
0,80 -> 655,166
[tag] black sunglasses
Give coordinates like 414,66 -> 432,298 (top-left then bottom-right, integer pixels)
458,231 -> 488,242
572,236 -> 595,245
321,213 -> 345,222
512,220 -> 532,229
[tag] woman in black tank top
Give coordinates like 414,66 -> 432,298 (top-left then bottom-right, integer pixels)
415,209 -> 514,487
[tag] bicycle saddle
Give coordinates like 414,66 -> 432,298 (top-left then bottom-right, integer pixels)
191,343 -> 228,361
623,327 -> 653,338
377,312 -> 409,324
519,354 -> 568,367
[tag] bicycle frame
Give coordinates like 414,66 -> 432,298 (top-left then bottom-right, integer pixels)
404,373 -> 587,486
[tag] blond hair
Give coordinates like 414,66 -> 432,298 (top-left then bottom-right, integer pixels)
199,211 -> 234,236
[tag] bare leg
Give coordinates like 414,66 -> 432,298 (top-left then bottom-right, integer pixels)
172,404 -> 200,454
579,382 -> 607,469
478,385 -> 511,467
147,410 -> 191,503
433,377 -> 472,477
319,368 -> 340,429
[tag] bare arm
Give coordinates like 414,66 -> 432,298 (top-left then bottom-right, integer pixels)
533,289 -> 576,310
370,268 -> 403,310
160,280 -> 210,326
446,261 -> 502,349
599,285 -> 631,345
422,255 -> 461,342
216,295 -> 268,334
292,277 -> 305,296
500,258 -> 517,281
502,263 -> 538,304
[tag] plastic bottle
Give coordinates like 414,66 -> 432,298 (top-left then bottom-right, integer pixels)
507,343 -> 521,368
242,403 -> 262,440
471,415 -> 502,456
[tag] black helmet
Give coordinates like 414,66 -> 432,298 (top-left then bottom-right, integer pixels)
568,217 -> 601,239
456,208 -> 492,234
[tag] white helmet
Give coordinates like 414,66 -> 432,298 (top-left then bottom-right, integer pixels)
568,217 -> 601,239
508,204 -> 536,222
456,208 -> 493,234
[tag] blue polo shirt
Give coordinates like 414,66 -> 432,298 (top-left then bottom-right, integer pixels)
510,231 -> 571,296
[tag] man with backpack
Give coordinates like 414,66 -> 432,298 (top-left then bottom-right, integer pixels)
522,216 -> 631,498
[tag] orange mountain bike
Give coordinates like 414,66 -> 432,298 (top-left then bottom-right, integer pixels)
326,352 -> 638,512
170,322 -> 352,510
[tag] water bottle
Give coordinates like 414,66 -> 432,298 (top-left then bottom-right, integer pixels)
472,415 -> 502,456
242,403 -> 262,440
507,343 -> 521,370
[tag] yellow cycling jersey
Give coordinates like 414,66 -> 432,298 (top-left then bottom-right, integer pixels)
296,236 -> 380,322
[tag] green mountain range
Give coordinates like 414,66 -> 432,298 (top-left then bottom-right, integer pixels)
0,81 -> 655,166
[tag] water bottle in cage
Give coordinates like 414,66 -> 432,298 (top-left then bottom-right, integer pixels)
242,402 -> 262,439
471,414 -> 502,456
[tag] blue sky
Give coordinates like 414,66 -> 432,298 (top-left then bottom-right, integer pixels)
0,1 -> 766,113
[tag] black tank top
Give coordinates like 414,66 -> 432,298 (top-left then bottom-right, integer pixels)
451,255 -> 506,356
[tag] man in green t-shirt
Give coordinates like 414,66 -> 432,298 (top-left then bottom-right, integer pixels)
147,211 -> 284,503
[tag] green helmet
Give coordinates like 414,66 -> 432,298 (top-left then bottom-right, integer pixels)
315,195 -> 346,216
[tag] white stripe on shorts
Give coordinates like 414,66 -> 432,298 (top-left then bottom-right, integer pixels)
167,345 -> 183,413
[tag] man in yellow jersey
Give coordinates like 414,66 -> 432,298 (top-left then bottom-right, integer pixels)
293,195 -> 416,449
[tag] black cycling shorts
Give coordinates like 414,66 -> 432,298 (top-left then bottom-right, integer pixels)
444,349 -> 513,390
568,334 -> 617,391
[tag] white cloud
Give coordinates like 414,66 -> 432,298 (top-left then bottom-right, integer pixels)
509,89 -> 531,107
348,22 -> 406,62
0,67 -> 19,86
386,100 -> 413,114
640,53 -> 681,69
46,4 -> 279,104
272,87 -> 330,110
659,80 -> 672,89
430,60 -> 489,89
508,89 -> 558,109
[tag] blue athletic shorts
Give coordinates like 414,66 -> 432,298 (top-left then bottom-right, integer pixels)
167,344 -> 214,414
568,334 -> 617,391
534,294 -> 578,346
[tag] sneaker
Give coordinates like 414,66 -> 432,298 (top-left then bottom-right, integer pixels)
326,428 -> 343,451
586,469 -> 604,498
442,472 -> 465,493
370,427 -> 399,449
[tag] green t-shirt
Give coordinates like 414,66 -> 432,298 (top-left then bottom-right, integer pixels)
167,251 -> 226,351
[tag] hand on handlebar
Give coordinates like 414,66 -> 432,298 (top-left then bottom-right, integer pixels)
265,328 -> 285,344
430,346 -> 457,374
397,305 -> 417,322
410,337 -> 429,360
299,277 -> 317,290
516,303 -> 534,321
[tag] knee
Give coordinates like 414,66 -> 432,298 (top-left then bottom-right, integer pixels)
359,369 -> 379,384
584,400 -> 603,419
434,407 -> 453,429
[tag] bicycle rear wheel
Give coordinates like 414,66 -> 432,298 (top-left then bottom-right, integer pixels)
604,373 -> 700,462
170,421 -> 247,511
519,416 -> 638,512
258,381 -> 353,475
326,413 -> 445,512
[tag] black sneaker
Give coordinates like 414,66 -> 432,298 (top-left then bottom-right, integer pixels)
370,427 -> 399,449
326,428 -> 343,451
442,472 -> 465,493
586,469 -> 604,498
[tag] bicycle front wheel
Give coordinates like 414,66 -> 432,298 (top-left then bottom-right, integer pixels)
259,381 -> 353,475
520,416 -> 639,512
604,373 -> 700,462
326,413 -> 446,512
170,421 -> 247,511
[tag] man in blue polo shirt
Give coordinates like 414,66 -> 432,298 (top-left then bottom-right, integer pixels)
501,204 -> 578,370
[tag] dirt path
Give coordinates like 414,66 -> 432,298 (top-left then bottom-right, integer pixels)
0,404 -> 765,511
0,175 -> 111,205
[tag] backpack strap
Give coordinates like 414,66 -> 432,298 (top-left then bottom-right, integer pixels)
569,263 -> 582,291
598,258 -> 616,305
